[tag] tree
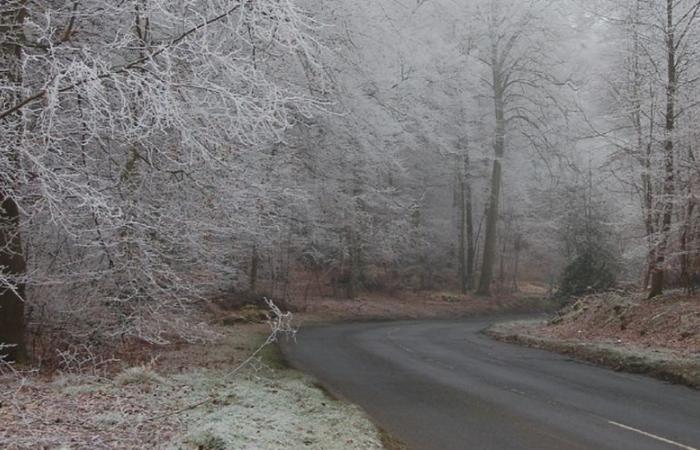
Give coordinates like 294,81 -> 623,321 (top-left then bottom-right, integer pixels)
456,140 -> 476,293
470,0 -> 571,296
556,172 -> 619,299
592,0 -> 700,297
647,0 -> 700,297
0,0 -> 326,350
0,0 -> 28,362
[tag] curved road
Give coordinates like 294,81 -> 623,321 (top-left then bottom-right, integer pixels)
281,319 -> 700,450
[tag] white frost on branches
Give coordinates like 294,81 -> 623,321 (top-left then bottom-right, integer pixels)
1,0 -> 326,342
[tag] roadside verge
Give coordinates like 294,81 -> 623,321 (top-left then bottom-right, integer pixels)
486,319 -> 700,389
0,323 -> 386,449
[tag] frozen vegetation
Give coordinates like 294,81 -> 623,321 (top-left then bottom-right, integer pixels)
172,371 -> 383,450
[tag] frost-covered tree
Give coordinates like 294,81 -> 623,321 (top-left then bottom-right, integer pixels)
0,0 -> 325,358
589,0 -> 700,297
466,0 -> 576,296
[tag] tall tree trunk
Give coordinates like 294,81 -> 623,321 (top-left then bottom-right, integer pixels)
477,76 -> 505,296
249,244 -> 258,294
512,235 -> 521,292
347,227 -> 359,299
630,0 -> 657,290
458,176 -> 467,294
465,155 -> 475,290
0,196 -> 26,362
0,0 -> 28,362
649,0 -> 677,298
476,158 -> 502,296
457,145 -> 475,294
680,147 -> 696,293
642,141 -> 656,289
498,230 -> 506,290
680,207 -> 693,293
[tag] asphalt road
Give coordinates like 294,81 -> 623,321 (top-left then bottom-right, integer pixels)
281,318 -> 700,450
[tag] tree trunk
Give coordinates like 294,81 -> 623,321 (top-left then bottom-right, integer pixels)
650,0 -> 677,299
476,158 -> 502,296
680,146 -> 696,293
347,228 -> 359,299
498,227 -> 507,290
512,242 -> 520,292
458,177 -> 467,294
249,244 -> 258,294
630,0 -> 657,291
0,0 -> 28,363
465,156 -> 475,290
457,143 -> 475,294
0,196 -> 26,363
477,76 -> 505,296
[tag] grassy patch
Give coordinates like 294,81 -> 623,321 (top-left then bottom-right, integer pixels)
114,366 -> 164,386
170,370 -> 384,450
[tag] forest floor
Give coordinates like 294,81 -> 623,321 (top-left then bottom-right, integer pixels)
0,320 -> 385,450
487,290 -> 700,388
284,283 -> 554,324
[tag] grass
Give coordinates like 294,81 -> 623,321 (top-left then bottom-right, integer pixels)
114,365 -> 164,386
276,339 -> 406,450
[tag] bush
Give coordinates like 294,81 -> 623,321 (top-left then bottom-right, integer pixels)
557,249 -> 617,299
555,177 -> 619,300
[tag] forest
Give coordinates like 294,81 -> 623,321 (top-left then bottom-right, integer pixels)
2,1 -> 700,449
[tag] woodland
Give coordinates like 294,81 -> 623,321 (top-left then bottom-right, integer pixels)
2,0 -> 700,370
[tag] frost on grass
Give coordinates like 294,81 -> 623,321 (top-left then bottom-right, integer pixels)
170,371 -> 383,450
51,373 -> 104,396
1,365 -> 383,449
2,314 -> 381,450
114,366 -> 165,386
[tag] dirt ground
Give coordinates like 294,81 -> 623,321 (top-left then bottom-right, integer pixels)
285,283 -> 552,324
539,291 -> 700,356
487,290 -> 700,389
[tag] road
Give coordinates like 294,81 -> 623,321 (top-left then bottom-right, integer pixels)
281,319 -> 700,450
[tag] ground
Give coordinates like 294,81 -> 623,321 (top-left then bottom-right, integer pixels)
543,291 -> 700,354
0,287 -> 558,449
487,290 -> 700,388
0,321 -> 383,450
285,283 -> 552,323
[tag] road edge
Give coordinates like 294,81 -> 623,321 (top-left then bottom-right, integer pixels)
276,340 -> 408,450
485,320 -> 700,390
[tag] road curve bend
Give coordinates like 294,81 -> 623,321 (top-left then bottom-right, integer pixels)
281,319 -> 700,450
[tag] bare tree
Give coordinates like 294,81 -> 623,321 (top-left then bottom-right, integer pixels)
595,0 -> 700,297
471,0 -> 569,296
648,0 -> 700,297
